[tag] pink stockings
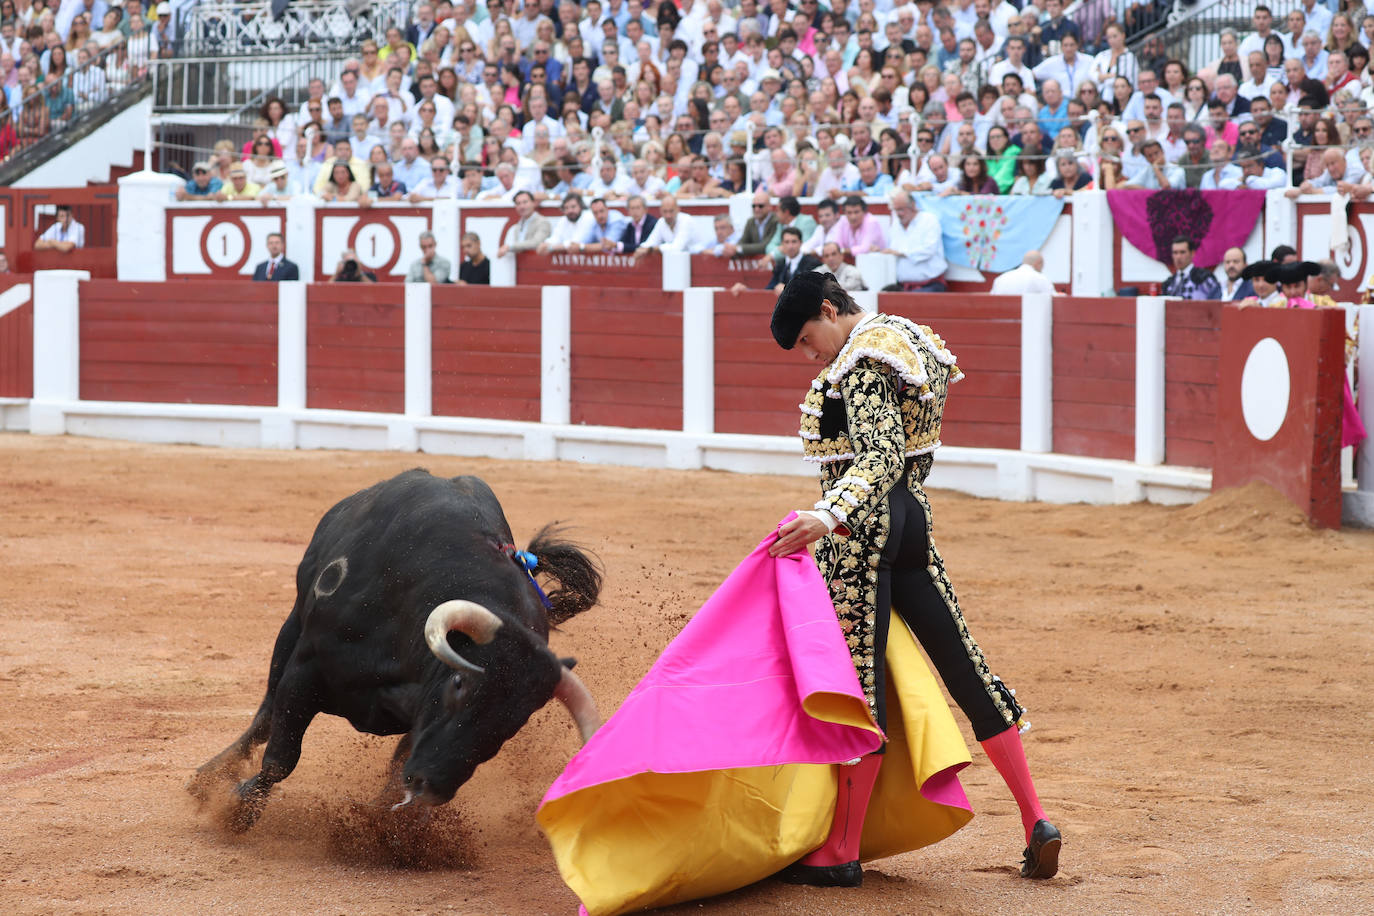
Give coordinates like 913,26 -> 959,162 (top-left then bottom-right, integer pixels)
980,725 -> 1048,844
801,754 -> 884,867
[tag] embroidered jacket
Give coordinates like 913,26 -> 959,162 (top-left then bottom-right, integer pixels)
797,312 -> 1025,733
798,313 -> 963,533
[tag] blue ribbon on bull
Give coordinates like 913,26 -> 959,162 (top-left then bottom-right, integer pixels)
914,194 -> 1065,273
509,547 -> 554,611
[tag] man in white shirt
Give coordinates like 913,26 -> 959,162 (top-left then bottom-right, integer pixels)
633,194 -> 703,256
624,159 -> 666,199
1238,6 -> 1289,61
1031,32 -> 1092,100
392,139 -> 429,192
587,159 -> 634,199
1238,153 -> 1288,190
1199,141 -> 1243,189
989,250 -> 1055,295
35,205 -> 85,251
1121,69 -> 1176,123
817,240 -> 866,292
335,70 -> 372,119
407,156 -> 461,201
882,190 -> 948,291
539,193 -> 597,253
987,36 -> 1036,92
1239,51 -> 1277,102
816,145 -> 861,200
1216,247 -> 1252,302
1159,103 -> 1188,163
1296,0 -> 1331,48
518,94 -> 566,153
475,162 -> 523,202
1122,140 -> 1185,189
801,198 -> 844,255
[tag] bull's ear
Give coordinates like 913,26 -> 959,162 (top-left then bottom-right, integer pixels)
559,656 -> 577,670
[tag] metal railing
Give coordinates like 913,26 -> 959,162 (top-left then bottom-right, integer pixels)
1125,0 -> 1255,68
150,52 -> 355,113
0,42 -> 151,179
181,0 -> 408,55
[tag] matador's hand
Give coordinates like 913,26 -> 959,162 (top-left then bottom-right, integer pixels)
769,513 -> 831,558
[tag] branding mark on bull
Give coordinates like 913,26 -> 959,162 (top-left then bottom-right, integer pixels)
314,557 -> 348,598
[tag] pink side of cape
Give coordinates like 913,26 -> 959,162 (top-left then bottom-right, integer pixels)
543,517 -> 963,805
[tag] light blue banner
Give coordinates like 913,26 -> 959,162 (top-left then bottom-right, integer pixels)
915,194 -> 1066,273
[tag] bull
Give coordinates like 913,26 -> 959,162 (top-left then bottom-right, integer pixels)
188,468 -> 603,832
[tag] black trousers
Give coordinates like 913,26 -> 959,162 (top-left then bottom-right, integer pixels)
871,485 -> 1013,743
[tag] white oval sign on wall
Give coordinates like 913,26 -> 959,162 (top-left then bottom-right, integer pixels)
1240,336 -> 1290,442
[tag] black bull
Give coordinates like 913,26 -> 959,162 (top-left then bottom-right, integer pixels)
188,469 -> 604,831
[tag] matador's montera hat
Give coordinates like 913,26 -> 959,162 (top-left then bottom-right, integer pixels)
771,269 -> 833,349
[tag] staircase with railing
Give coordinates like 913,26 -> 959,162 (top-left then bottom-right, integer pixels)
1123,0 -> 1255,71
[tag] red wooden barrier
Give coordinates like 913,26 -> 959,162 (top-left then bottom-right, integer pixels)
431,285 -> 541,422
1052,298 -> 1136,460
306,284 -> 406,413
78,280 -> 277,405
517,251 -> 655,289
713,289 -> 817,437
569,286 -> 682,430
0,276 -> 33,399
881,293 -> 1022,450
4,187 -> 118,279
1213,306 -> 1346,527
1164,301 -> 1221,468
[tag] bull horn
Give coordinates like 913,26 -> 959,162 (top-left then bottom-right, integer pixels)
553,665 -> 601,744
424,600 -> 503,674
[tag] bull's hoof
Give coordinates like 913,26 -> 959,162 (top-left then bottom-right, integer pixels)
223,781 -> 270,833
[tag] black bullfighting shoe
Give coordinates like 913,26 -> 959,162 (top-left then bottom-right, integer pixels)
1020,819 -> 1062,879
775,859 -> 864,887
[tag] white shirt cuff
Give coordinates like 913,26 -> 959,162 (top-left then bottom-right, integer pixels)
800,509 -> 839,532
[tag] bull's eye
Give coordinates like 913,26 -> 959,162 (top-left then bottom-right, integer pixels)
444,673 -> 464,710
451,674 -> 464,691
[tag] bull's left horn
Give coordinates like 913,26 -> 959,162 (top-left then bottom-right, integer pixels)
425,600 -> 503,674
553,665 -> 601,744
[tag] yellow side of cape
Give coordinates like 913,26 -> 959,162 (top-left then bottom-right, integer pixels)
536,612 -> 974,916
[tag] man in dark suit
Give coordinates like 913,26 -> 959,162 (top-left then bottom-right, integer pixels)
617,194 -> 658,254
731,226 -> 821,294
404,2 -> 437,47
252,232 -> 300,281
734,188 -> 781,256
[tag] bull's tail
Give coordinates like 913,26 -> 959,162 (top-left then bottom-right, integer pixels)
527,524 -> 603,626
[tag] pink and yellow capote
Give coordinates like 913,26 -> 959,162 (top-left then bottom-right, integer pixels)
536,517 -> 974,915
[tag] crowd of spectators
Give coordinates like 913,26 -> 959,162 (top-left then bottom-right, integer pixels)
0,0 -> 167,161
173,0 -> 1374,210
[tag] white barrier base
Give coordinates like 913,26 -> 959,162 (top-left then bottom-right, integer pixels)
14,398 -> 1216,507
0,397 -> 30,431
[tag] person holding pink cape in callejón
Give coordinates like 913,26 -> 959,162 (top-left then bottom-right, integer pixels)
536,271 -> 1062,915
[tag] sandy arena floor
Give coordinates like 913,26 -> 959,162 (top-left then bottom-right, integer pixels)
1,434 -> 1372,915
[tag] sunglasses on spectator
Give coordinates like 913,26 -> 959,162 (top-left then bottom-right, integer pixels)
1184,137 -> 1203,144
752,203 -> 768,209
1102,135 -> 1121,142
433,166 -> 449,172
1127,126 -> 1143,133
1357,125 -> 1374,135
1239,128 -> 1258,136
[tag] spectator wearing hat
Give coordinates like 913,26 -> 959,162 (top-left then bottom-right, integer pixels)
176,161 -> 223,200
1161,236 -> 1221,300
257,162 -> 297,202
217,163 -> 262,201
152,3 -> 175,59
252,232 -> 299,281
1237,261 -> 1283,307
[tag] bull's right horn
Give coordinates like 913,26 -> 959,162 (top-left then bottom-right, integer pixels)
553,665 -> 601,744
425,600 -> 503,675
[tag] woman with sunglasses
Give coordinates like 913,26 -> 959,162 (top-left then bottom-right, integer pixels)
1182,77 -> 1209,122
1093,127 -> 1130,189
243,135 -> 282,186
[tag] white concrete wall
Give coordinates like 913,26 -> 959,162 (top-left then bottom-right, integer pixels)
16,97 -> 152,188
15,274 -> 1224,510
